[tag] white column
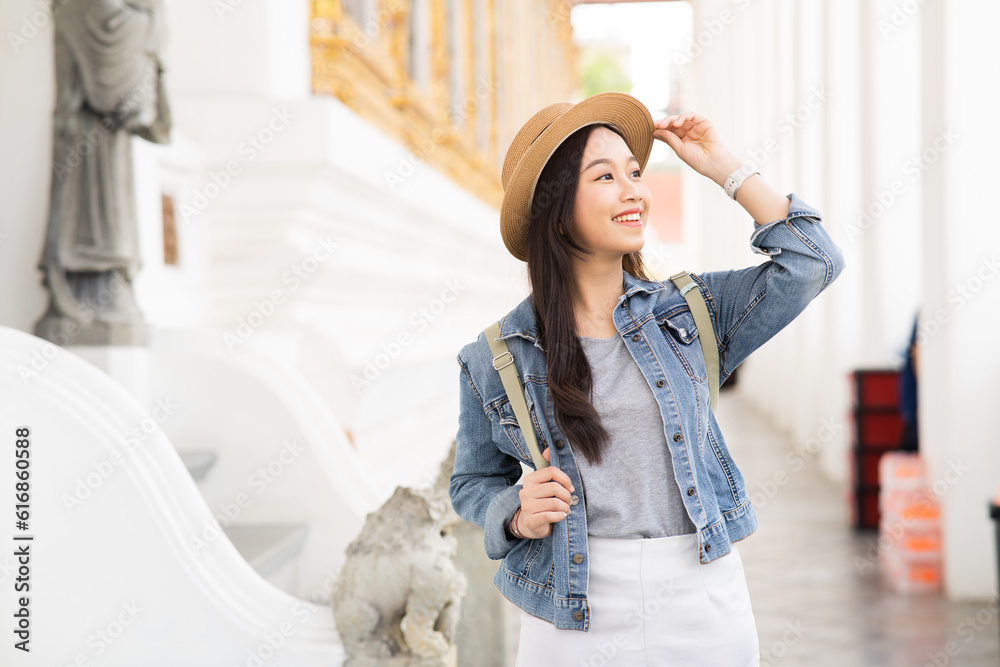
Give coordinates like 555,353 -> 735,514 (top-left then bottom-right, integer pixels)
732,0 -> 798,426
783,0 -> 828,445
817,0 -> 864,482
730,0 -> 776,414
920,0 -> 1000,600
855,0 -> 923,367
687,0 -> 742,275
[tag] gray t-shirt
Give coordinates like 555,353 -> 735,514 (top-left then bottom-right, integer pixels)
573,334 -> 697,539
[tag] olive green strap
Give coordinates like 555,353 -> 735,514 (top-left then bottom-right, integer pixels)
484,270 -> 718,470
669,271 -> 720,412
485,321 -> 550,469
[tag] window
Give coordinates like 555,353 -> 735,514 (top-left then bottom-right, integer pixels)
448,0 -> 465,127
341,0 -> 367,26
161,194 -> 178,266
408,0 -> 430,91
474,0 -> 487,151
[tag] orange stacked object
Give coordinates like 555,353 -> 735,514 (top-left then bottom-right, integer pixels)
877,452 -> 942,593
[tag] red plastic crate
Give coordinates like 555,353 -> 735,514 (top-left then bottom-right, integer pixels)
850,485 -> 880,529
852,370 -> 900,409
852,448 -> 889,487
854,410 -> 904,449
881,548 -> 942,593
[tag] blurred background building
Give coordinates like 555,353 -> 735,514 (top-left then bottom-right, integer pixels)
1,0 -> 998,664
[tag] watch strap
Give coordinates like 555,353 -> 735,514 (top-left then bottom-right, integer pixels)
724,163 -> 760,200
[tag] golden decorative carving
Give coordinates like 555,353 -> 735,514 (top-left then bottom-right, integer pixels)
309,0 -> 577,208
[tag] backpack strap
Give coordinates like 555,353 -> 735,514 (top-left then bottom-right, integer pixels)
485,321 -> 550,469
484,272 -> 718,468
668,271 -> 720,411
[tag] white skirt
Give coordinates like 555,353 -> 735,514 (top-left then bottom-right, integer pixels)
514,533 -> 760,667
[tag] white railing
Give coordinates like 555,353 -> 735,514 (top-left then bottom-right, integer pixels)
0,325 -> 345,666
148,327 -> 386,598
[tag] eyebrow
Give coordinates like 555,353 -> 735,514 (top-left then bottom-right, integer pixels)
582,155 -> 639,172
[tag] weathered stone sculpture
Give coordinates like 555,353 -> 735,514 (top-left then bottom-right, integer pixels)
34,0 -> 171,346
436,441 -> 510,667
332,482 -> 467,667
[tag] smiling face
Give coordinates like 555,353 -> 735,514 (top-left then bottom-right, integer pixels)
570,125 -> 652,262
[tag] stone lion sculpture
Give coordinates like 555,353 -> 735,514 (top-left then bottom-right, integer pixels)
332,484 -> 467,667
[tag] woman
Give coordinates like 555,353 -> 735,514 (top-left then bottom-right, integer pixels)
448,92 -> 845,665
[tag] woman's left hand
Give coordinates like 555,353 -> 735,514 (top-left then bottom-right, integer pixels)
653,113 -> 741,186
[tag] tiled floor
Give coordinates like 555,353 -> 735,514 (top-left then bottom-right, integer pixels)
723,390 -> 1000,667
501,390 -> 1000,666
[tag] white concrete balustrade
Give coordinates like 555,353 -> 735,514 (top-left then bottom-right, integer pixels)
0,325 -> 346,666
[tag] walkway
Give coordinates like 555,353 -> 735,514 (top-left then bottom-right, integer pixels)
500,390 -> 1000,666
723,390 -> 999,666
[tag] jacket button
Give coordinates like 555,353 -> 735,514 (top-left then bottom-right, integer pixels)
570,494 -> 579,506
673,433 -> 682,442
687,487 -> 695,496
705,544 -> 712,552
574,611 -> 584,621
555,439 -> 565,450
572,553 -> 584,564
656,380 -> 664,388
631,334 -> 640,342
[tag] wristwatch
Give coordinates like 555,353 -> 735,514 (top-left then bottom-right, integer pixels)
723,163 -> 760,200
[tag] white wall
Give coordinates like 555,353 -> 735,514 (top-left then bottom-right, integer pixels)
0,1 -> 57,331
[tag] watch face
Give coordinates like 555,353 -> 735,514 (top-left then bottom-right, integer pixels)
725,164 -> 757,198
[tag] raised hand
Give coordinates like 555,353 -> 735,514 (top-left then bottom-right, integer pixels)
653,113 -> 742,187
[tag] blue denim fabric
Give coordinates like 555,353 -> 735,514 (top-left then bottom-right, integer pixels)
449,193 -> 845,631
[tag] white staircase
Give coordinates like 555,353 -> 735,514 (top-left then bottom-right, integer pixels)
176,450 -> 312,596
148,327 -> 386,600
0,325 -> 348,666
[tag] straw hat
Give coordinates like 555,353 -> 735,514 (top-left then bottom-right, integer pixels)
499,91 -> 655,262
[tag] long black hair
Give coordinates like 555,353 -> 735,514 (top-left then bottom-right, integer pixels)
526,123 -> 654,466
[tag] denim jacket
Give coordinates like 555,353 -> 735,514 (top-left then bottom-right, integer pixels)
449,193 -> 845,631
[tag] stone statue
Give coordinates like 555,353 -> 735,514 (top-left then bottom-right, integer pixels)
331,481 -> 468,667
34,0 -> 171,346
436,440 -> 510,667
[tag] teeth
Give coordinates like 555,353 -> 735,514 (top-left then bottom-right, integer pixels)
612,213 -> 641,222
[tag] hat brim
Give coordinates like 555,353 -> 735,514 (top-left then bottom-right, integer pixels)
500,92 -> 655,262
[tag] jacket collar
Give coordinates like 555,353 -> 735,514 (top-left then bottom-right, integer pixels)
497,269 -> 666,346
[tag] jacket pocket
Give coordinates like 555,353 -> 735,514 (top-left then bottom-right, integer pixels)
523,535 -> 553,583
501,535 -> 555,590
658,309 -> 707,382
503,534 -> 554,586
